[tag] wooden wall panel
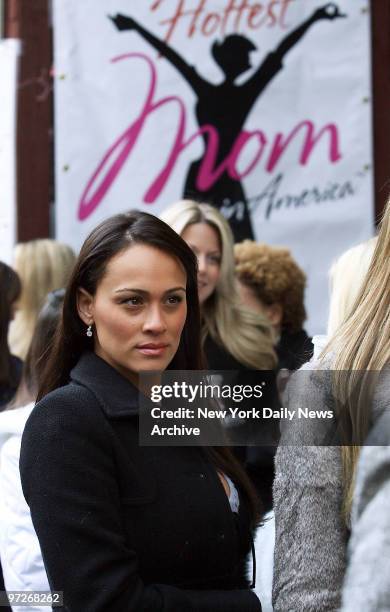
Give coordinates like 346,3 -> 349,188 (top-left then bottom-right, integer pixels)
371,0 -> 390,221
4,0 -> 52,241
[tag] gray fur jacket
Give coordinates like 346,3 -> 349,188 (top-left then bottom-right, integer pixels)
341,373 -> 390,611
273,363 -> 389,612
272,361 -> 347,611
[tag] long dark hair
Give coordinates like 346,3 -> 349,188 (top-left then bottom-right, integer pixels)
0,261 -> 21,386
38,211 -> 203,399
10,289 -> 65,408
38,211 -> 260,523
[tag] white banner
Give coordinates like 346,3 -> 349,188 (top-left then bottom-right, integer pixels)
0,39 -> 20,265
54,0 -> 374,333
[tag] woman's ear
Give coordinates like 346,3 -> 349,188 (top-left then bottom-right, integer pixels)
77,288 -> 94,326
266,303 -> 283,328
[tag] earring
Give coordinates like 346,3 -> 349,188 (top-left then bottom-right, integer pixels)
86,324 -> 93,338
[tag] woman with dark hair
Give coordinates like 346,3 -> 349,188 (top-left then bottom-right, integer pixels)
20,211 -> 261,611
0,264 -> 21,612
0,262 -> 22,410
0,289 -> 65,611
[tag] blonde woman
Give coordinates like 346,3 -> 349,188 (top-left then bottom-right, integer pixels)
272,204 -> 389,611
161,200 -> 276,371
8,240 -> 76,360
310,236 -> 378,359
327,236 -> 377,337
161,201 -> 278,514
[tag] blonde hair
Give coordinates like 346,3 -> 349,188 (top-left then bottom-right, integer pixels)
161,200 -> 276,369
8,239 -> 76,359
327,237 -> 377,336
327,202 -> 390,517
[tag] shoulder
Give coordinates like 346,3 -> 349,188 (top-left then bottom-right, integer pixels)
285,358 -> 333,408
22,383 -> 108,450
30,383 -> 98,420
371,367 -> 390,423
20,384 -> 115,500
204,334 -> 244,370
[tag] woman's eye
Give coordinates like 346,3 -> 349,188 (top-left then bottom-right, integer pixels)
166,295 -> 183,305
208,255 -> 221,265
122,296 -> 143,307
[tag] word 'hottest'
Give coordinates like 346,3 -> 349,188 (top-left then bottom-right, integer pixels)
151,0 -> 294,43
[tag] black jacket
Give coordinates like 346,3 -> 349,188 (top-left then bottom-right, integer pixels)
20,352 -> 261,612
276,329 -> 313,372
0,354 -> 23,409
203,335 -> 279,514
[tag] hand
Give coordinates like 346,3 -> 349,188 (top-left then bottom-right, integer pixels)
108,13 -> 136,31
313,3 -> 347,21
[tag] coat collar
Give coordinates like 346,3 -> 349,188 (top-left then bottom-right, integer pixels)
70,352 -> 140,418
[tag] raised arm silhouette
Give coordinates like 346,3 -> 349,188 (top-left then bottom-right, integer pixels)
110,3 -> 346,240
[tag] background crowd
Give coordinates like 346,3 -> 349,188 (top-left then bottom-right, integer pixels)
0,197 -> 388,611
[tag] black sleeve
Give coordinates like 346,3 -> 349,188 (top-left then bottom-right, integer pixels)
20,392 -> 261,612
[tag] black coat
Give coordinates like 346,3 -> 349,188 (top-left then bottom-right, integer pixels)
0,354 -> 23,409
276,329 -> 313,371
203,334 -> 279,514
20,352 -> 261,612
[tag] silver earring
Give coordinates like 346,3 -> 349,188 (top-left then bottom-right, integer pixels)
86,324 -> 93,337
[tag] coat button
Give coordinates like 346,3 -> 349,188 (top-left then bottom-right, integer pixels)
218,533 -> 225,541
199,473 -> 205,478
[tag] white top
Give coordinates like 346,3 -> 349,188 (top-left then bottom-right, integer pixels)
224,473 -> 240,513
0,403 -> 50,612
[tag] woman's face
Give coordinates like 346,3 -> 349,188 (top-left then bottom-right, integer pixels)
181,222 -> 221,305
77,244 -> 187,383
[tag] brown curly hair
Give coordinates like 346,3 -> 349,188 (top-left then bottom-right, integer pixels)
234,241 -> 307,333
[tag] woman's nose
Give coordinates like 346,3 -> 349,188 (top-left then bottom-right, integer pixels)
197,254 -> 207,273
142,305 -> 167,333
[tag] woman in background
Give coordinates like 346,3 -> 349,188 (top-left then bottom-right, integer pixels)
0,290 -> 64,612
9,239 -> 76,360
253,235 -> 377,612
234,241 -> 313,371
20,211 -> 262,611
0,262 -> 21,612
161,201 -> 278,513
161,201 -> 276,371
311,236 -> 378,359
273,203 -> 389,611
327,236 -> 378,337
0,262 -> 22,410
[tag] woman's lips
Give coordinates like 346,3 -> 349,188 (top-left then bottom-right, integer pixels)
136,344 -> 169,356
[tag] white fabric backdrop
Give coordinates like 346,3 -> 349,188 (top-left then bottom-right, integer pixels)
0,39 -> 20,265
53,0 -> 374,334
